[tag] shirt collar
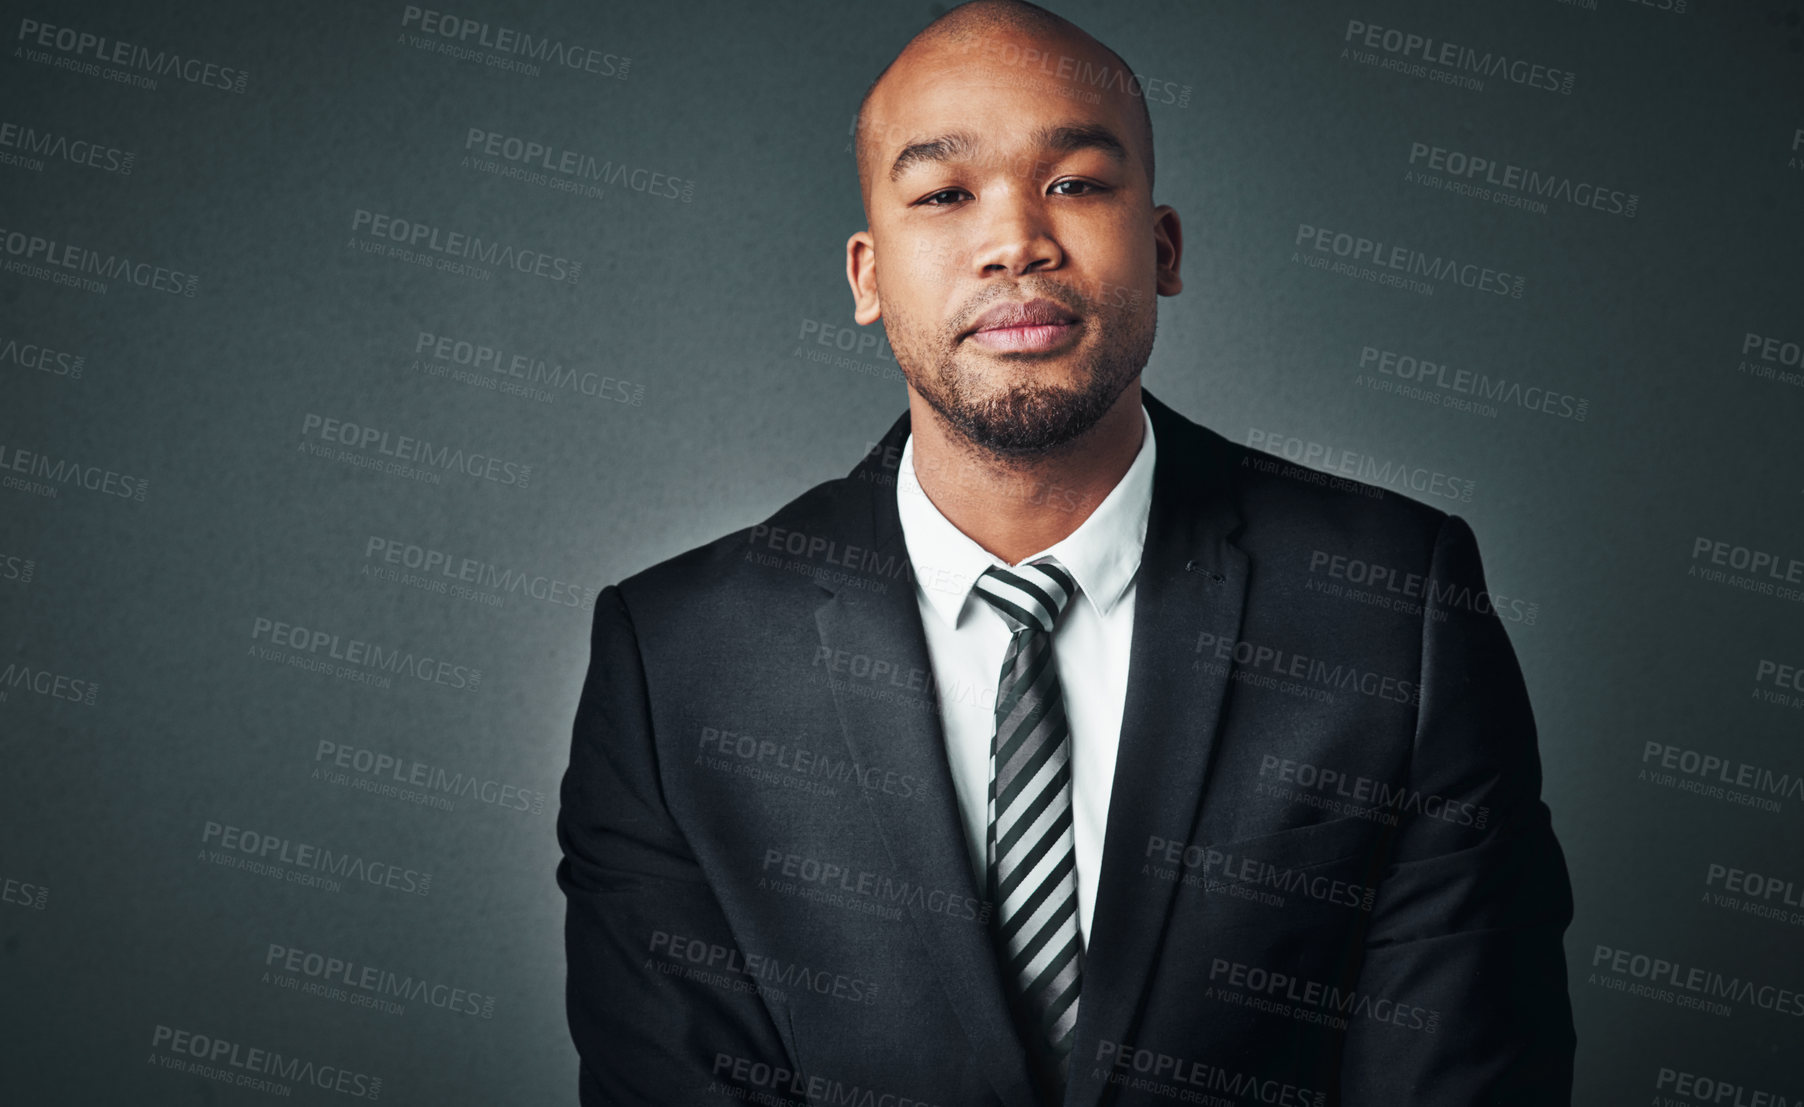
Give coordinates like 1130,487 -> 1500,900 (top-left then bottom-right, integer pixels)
896,402 -> 1157,630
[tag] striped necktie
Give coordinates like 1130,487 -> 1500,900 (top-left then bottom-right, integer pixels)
972,558 -> 1084,1097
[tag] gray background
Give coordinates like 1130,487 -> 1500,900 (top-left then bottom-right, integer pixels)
3,0 -> 1802,1102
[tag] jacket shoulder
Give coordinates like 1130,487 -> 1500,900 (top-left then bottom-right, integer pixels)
610,472 -> 864,620
1190,421 -> 1453,563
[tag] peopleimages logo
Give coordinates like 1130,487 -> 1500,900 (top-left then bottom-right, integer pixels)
1209,958 -> 1442,1033
363,534 -> 598,611
348,208 -> 581,283
1738,330 -> 1804,389
1357,345 -> 1588,423
412,330 -> 644,406
0,552 -> 36,585
201,819 -> 433,897
1341,19 -> 1574,95
398,5 -> 631,79
1095,1040 -> 1327,1107
1687,535 -> 1804,605
1244,428 -> 1476,503
1640,741 -> 1799,814
0,441 -> 150,502
1591,944 -> 1804,1017
1654,1068 -> 1790,1107
1143,832 -> 1380,912
315,739 -> 547,815
953,33 -> 1192,107
264,942 -> 497,1018
1257,754 -> 1490,829
149,1024 -> 380,1099
2,875 -> 48,910
0,658 -> 99,706
249,615 -> 482,692
15,18 -> 250,93
298,413 -> 531,487
1307,546 -> 1539,626
463,128 -> 693,201
0,223 -> 199,295
0,334 -> 84,379
1193,631 -> 1420,707
648,930 -> 882,1006
1294,222 -> 1525,298
1405,141 -> 1638,218
0,119 -> 135,174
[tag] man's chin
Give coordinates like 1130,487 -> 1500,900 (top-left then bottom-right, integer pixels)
947,390 -> 1107,455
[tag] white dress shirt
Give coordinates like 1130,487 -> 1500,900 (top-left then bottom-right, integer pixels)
894,403 -> 1157,943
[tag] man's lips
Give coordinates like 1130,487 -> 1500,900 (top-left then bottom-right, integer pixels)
963,298 -> 1081,353
966,322 -> 1080,353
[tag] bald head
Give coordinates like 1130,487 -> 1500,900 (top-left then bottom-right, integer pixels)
853,0 -> 1155,213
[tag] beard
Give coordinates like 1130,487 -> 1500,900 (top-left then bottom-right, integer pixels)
884,280 -> 1156,458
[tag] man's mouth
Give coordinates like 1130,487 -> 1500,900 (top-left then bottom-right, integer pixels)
964,298 -> 1081,354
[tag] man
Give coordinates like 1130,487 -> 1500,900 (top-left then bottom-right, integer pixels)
556,2 -> 1575,1104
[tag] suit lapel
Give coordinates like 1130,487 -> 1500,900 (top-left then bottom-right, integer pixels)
814,413 -> 1041,1107
1065,392 -> 1248,1107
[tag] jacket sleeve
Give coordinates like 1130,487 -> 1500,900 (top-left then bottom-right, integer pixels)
556,584 -> 797,1105
1339,513 -> 1576,1105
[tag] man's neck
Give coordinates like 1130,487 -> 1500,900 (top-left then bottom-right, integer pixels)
904,381 -> 1146,566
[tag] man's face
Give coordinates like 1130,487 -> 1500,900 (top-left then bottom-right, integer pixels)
848,29 -> 1181,457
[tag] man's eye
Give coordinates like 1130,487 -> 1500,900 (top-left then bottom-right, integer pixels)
918,189 -> 969,206
1050,179 -> 1101,196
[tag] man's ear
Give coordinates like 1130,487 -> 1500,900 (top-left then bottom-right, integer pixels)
1153,205 -> 1183,297
846,230 -> 881,325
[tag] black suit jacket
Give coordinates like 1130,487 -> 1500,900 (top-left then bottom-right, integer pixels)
557,390 -> 1574,1106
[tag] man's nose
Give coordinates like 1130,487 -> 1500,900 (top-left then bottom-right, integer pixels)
971,192 -> 1063,276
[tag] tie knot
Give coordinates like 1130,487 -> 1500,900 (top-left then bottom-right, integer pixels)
972,559 -> 1078,635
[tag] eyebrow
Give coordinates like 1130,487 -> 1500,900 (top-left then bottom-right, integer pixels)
887,122 -> 1129,182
